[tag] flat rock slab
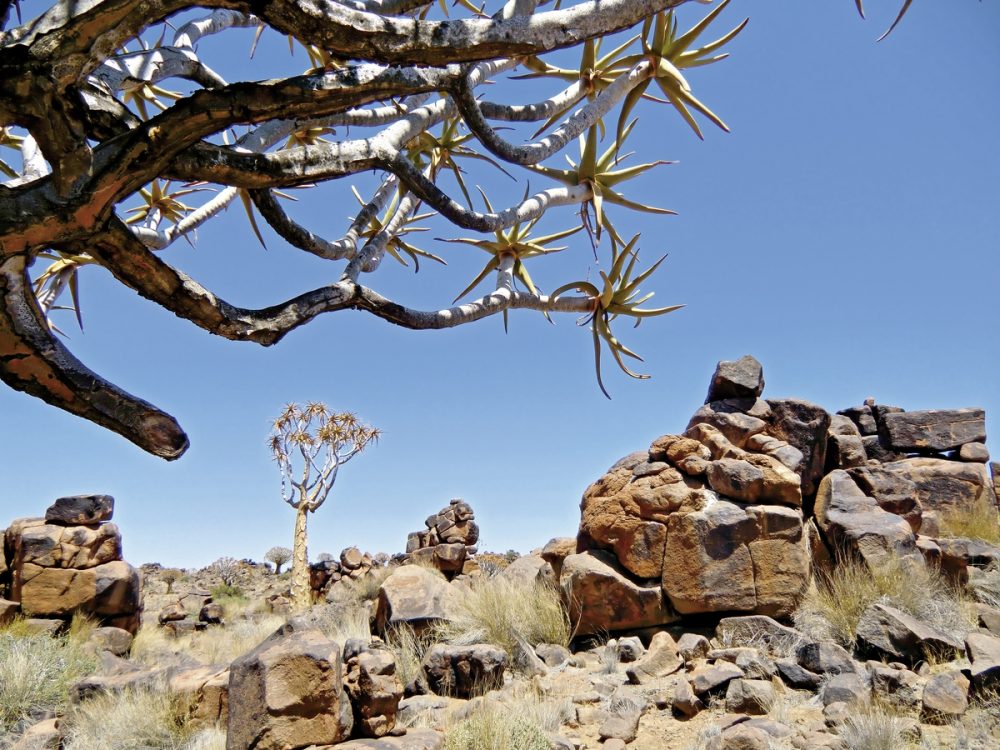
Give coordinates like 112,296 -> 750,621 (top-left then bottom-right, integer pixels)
857,602 -> 963,661
880,408 -> 986,453
45,494 -> 114,525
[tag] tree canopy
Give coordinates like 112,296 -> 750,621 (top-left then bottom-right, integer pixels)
0,0 -> 911,460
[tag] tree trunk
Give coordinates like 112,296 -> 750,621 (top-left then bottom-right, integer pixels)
290,502 -> 311,611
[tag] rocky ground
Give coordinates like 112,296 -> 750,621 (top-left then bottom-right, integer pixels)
2,356 -> 999,750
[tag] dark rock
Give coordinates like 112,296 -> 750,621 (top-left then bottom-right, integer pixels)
672,677 -> 703,717
965,632 -> 1000,688
871,665 -> 921,708
421,644 -> 506,698
706,355 -> 765,403
774,659 -> 822,690
677,633 -> 711,662
535,643 -> 572,667
0,598 -> 19,625
856,602 -> 963,662
343,646 -> 404,738
861,435 -> 906,464
199,602 -> 224,625
764,399 -> 831,497
879,408 -> 986,453
870,458 -> 996,518
795,641 -> 856,675
838,405 -> 877,436
826,416 -> 867,472
688,662 -> 744,695
848,465 -> 922,532
44,494 -> 114,525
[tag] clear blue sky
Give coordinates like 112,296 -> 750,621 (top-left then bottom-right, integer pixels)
1,1 -> 997,568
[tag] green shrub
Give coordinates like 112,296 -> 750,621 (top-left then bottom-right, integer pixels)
209,582 -> 244,601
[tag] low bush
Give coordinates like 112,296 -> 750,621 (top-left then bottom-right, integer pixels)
432,576 -> 570,657
793,553 -> 975,648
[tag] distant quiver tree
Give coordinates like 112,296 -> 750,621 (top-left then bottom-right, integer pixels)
268,402 -> 380,610
0,0 -> 913,459
264,545 -> 293,575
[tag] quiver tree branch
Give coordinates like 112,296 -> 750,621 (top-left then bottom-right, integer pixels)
0,0 -> 919,458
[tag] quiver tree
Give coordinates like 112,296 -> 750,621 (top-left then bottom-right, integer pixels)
0,0 -> 913,459
269,402 -> 380,610
264,545 -> 292,574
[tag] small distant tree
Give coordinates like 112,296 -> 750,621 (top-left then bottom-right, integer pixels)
269,402 -> 380,610
160,568 -> 183,594
209,556 -> 240,586
265,546 -> 293,575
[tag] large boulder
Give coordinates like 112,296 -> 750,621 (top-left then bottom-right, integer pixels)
16,560 -> 141,626
9,520 -> 122,570
879,408 -> 986,453
763,399 -> 831,497
560,550 -> 675,636
375,566 -> 453,635
814,470 -> 916,566
866,458 -> 996,518
227,627 -> 351,750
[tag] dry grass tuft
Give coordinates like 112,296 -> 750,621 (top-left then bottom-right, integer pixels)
969,562 -> 1000,610
793,554 -> 976,648
939,497 -> 1000,544
131,614 -> 287,667
385,624 -> 433,689
310,600 -> 372,644
335,566 -> 395,604
835,700 -> 917,750
432,576 -> 570,657
442,701 -> 552,750
0,629 -> 96,735
62,685 -> 204,750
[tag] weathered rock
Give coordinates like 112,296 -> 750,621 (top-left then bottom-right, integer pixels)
421,644 -> 506,699
0,597 -> 19,624
705,455 -> 801,507
540,537 -> 576,581
839,405 -> 877,436
774,659 -> 822,690
535,643 -> 572,667
499,555 -> 556,587
688,662 -> 744,695
672,677 -> 703,717
716,616 -> 809,655
734,651 -> 777,680
847,465 -> 922,532
689,400 -> 769,450
227,627 -> 350,750
814,470 -> 916,567
599,713 -> 640,743
375,566 -> 453,635
861,435 -> 906,464
86,626 -> 133,656
879,408 -> 986,453
871,665 -> 921,708
44,494 -> 114,525
826,415 -> 867,472
11,520 -> 122,571
706,355 -> 765,403
17,560 -> 141,628
677,633 -> 711,662
626,631 -> 682,684
159,601 -> 187,624
714,724 -> 771,750
8,718 -> 60,750
821,673 -> 868,706
965,632 -> 1000,688
617,636 -> 644,663
344,646 -> 403,738
170,666 -> 230,729
871,458 -> 996,517
764,399 -> 831,497
725,678 -> 775,715
199,602 -> 224,625
561,550 -> 674,636
856,602 -> 963,662
795,641 -> 856,675
958,442 -> 990,463
921,671 -> 969,723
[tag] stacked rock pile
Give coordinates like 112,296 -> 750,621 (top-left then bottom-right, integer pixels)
404,499 -> 479,578
561,355 -> 997,636
0,494 -> 142,633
